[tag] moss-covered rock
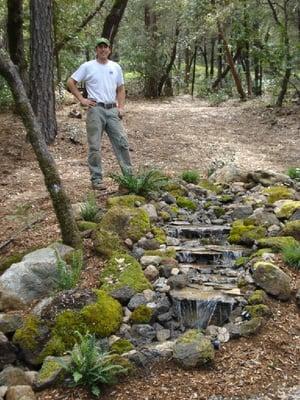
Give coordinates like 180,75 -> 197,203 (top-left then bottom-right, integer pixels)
92,228 -> 125,257
244,304 -> 271,318
107,195 -> 146,208
0,253 -> 25,275
229,219 -> 266,245
252,261 -> 291,300
250,248 -> 273,259
164,182 -> 188,198
158,210 -> 171,221
198,178 -> 222,194
234,256 -> 249,268
130,305 -> 153,324
151,226 -> 166,244
77,221 -> 97,231
263,186 -> 295,204
100,251 -> 152,294
281,220 -> 300,241
35,356 -> 69,390
100,206 -> 151,242
176,196 -> 197,211
274,200 -> 300,219
144,248 -> 176,258
81,290 -> 123,337
110,339 -> 134,355
213,206 -> 225,218
218,194 -> 234,203
240,317 -> 263,337
257,236 -> 299,252
248,290 -> 267,305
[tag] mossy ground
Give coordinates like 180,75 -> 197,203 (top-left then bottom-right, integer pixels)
263,186 -> 295,204
229,219 -> 266,245
257,236 -> 299,252
107,195 -> 146,208
130,305 -> 153,324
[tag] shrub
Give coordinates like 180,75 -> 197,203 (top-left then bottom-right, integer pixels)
80,193 -> 99,222
55,249 -> 83,291
282,243 -> 300,269
181,170 -> 200,184
60,332 -> 128,396
287,167 -> 300,181
110,169 -> 168,195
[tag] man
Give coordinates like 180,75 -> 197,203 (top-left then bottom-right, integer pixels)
67,37 -> 132,190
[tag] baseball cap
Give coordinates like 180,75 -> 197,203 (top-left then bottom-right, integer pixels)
95,37 -> 110,47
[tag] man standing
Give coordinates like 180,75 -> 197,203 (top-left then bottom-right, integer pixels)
67,38 -> 132,190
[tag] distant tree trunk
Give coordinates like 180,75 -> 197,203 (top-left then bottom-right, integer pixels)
184,47 -> 192,88
191,46 -> 198,97
200,41 -> 208,78
244,42 -> 252,96
6,0 -> 28,91
212,47 -> 241,90
0,46 -> 81,248
217,34 -> 223,81
144,1 -> 159,98
101,0 -> 128,46
210,37 -> 215,77
30,0 -> 57,144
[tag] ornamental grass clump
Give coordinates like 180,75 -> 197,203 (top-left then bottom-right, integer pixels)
110,169 -> 168,195
181,170 -> 200,184
55,249 -> 83,291
80,192 -> 99,222
60,332 -> 128,396
282,243 -> 300,270
287,167 -> 300,181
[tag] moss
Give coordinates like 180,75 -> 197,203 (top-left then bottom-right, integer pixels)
77,221 -> 97,231
81,290 -> 123,337
144,248 -> 176,258
263,186 -> 295,204
111,339 -> 134,355
218,194 -> 234,203
234,256 -> 249,267
152,226 -> 166,244
203,201 -> 213,210
164,182 -> 187,198
250,248 -> 273,259
213,206 -> 225,218
159,210 -> 171,221
229,219 -> 266,245
100,251 -> 152,293
93,228 -> 125,257
257,236 -> 299,252
39,335 -> 67,361
176,196 -> 197,211
275,201 -> 300,219
281,220 -> 300,241
130,305 -> 153,324
178,329 -> 203,344
36,357 -> 66,384
244,304 -> 271,318
240,317 -> 263,337
198,178 -> 222,194
248,290 -> 267,305
13,315 -> 42,351
169,205 -> 180,215
126,208 -> 151,242
107,195 -> 146,208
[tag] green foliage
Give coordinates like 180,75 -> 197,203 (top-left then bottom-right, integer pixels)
287,167 -> 300,181
263,186 -> 295,204
281,243 -> 300,269
55,249 -> 83,291
60,332 -> 128,396
110,169 -> 168,196
181,170 -> 200,184
176,196 -> 197,211
110,339 -> 134,355
80,193 -> 99,222
130,305 -> 153,324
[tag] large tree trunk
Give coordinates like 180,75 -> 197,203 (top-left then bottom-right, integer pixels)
0,45 -> 81,249
6,0 -> 28,91
144,1 -> 159,98
30,0 -> 57,144
212,47 -> 241,90
101,0 -> 129,46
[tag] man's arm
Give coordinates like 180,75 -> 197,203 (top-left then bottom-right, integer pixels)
116,84 -> 125,117
67,78 -> 96,107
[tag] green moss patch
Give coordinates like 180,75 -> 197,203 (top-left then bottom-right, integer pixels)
257,236 -> 299,252
281,220 -> 300,241
229,219 -> 266,245
244,304 -> 271,318
13,315 -> 43,351
275,201 -> 300,219
263,186 -> 295,204
111,339 -> 134,355
107,195 -> 146,208
130,305 -> 153,324
198,179 -> 222,194
144,248 -> 176,258
176,196 -> 197,211
248,290 -> 267,305
92,228 -> 125,257
152,226 -> 166,244
77,221 -> 97,231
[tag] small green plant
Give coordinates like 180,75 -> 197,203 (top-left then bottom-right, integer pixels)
55,250 -> 83,290
60,332 -> 127,396
80,193 -> 99,222
287,167 -> 300,181
282,243 -> 300,269
181,170 -> 200,184
110,169 -> 168,195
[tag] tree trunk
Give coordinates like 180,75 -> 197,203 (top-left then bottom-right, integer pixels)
200,41 -> 208,79
244,42 -> 252,96
0,46 -> 81,248
30,0 -> 57,144
210,37 -> 215,77
184,47 -> 192,87
6,0 -> 28,91
212,47 -> 241,90
191,46 -> 198,97
144,2 -> 159,98
217,34 -> 223,81
101,0 -> 129,46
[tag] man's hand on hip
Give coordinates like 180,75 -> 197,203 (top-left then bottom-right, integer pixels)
118,107 -> 125,119
80,98 -> 96,108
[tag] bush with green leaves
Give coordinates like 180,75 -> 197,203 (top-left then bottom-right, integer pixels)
282,243 -> 300,269
110,169 -> 168,195
287,167 -> 300,181
80,193 -> 99,222
60,332 -> 128,396
181,170 -> 200,184
55,249 -> 83,291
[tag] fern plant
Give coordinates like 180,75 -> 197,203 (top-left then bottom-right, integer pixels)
60,332 -> 128,396
181,170 -> 200,184
282,243 -> 300,270
110,169 -> 168,195
80,193 -> 99,222
55,249 -> 83,290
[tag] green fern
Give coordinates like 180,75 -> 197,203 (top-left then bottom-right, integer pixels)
80,193 -> 99,222
282,243 -> 300,270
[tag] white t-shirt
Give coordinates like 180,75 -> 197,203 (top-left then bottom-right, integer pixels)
71,59 -> 124,103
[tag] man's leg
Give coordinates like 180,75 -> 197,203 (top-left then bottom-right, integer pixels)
86,107 -> 105,186
105,108 -> 133,175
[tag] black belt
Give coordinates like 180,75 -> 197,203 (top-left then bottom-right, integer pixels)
97,102 -> 116,109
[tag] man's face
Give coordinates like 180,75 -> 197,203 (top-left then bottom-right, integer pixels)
96,44 -> 111,60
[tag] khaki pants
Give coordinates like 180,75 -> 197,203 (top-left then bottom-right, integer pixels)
86,105 -> 132,183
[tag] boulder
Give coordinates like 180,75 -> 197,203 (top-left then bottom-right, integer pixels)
34,356 -> 70,390
5,385 -> 35,400
209,164 -> 247,184
252,261 -> 291,300
0,367 -> 31,386
274,200 -> 300,219
0,332 -> 17,369
247,170 -> 293,187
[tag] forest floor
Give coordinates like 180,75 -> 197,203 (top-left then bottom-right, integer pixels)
0,95 -> 299,399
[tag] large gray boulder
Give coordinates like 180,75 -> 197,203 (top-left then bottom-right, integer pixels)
0,244 -> 73,304
173,329 -> 214,368
252,261 -> 291,300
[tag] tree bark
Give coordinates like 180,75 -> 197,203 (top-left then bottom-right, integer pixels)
101,0 -> 129,46
0,45 -> 81,249
30,0 -> 57,144
144,1 -> 159,97
210,37 -> 215,77
6,0 -> 28,91
212,47 -> 241,89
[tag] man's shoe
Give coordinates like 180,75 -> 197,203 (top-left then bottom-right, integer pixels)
92,181 -> 106,191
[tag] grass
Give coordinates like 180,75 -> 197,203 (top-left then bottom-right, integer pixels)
287,167 -> 300,181
181,170 -> 200,184
282,243 -> 300,269
55,249 -> 83,291
80,193 -> 99,222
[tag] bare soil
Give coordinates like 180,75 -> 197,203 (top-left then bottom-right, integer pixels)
0,96 -> 299,399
